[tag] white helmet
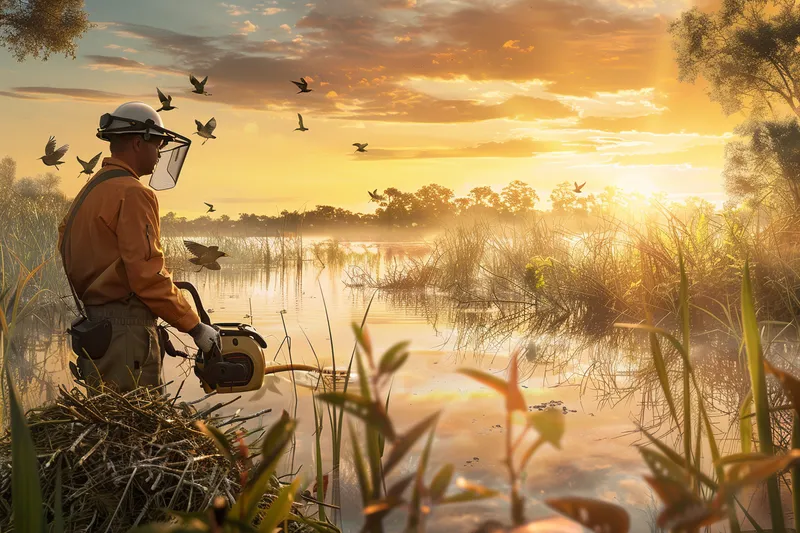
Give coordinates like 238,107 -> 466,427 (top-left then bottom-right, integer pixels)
97,101 -> 192,191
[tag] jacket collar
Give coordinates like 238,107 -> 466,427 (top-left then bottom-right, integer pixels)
101,157 -> 140,180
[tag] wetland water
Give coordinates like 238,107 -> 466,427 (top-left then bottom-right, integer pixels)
13,241 -> 775,532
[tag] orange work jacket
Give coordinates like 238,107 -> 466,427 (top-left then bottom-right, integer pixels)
57,157 -> 200,333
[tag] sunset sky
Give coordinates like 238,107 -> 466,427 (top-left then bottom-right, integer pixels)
0,0 -> 744,217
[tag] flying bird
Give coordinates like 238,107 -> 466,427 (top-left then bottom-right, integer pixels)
184,240 -> 228,272
291,78 -> 312,93
189,74 -> 211,96
204,202 -> 216,213
194,118 -> 217,145
353,143 -> 368,153
368,189 -> 384,202
573,181 -> 586,193
39,136 -> 69,169
295,113 -> 308,132
156,87 -> 176,112
75,152 -> 102,179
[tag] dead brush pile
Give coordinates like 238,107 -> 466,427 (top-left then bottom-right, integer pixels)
0,385 -> 317,532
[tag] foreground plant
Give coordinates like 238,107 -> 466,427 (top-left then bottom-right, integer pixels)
616,256 -> 800,532
459,350 -> 630,532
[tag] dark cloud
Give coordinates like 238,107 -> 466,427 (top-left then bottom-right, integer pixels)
85,0 -> 727,133
0,86 -> 128,102
356,137 -> 597,160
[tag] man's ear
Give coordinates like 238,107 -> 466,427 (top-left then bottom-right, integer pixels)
131,135 -> 143,152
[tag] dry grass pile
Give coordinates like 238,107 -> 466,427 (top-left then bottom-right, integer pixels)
0,385 -> 311,532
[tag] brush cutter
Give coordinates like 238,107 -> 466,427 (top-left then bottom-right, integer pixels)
166,282 -> 348,394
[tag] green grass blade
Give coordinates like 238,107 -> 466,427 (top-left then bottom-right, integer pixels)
648,330 -> 680,429
54,459 -> 64,533
740,390 -> 753,455
794,413 -> 800,533
678,251 -> 693,493
742,260 -> 785,531
312,396 -> 326,522
7,366 -> 44,533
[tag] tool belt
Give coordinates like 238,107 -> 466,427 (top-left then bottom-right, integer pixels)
69,294 -> 158,360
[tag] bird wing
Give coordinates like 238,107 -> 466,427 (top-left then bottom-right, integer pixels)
76,156 -> 87,168
54,144 -> 69,159
300,77 -> 307,85
352,143 -> 360,147
195,119 -> 203,131
579,181 -> 586,189
297,113 -> 304,127
184,240 -> 210,258
362,143 -> 368,148
190,74 -> 199,87
45,136 -> 56,156
208,246 -> 219,252
574,181 -> 578,188
200,76 -> 208,86
204,202 -> 213,208
205,117 -> 217,133
88,152 -> 102,168
291,80 -> 303,88
205,261 -> 222,271
157,87 -> 168,103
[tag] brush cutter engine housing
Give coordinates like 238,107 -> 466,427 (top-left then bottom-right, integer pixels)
173,282 -> 266,393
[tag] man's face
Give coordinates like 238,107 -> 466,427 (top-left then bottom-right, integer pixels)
133,135 -> 167,175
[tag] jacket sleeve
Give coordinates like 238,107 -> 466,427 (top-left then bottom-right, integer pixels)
117,185 -> 200,332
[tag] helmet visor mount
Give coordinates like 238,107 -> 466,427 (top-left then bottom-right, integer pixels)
98,113 -> 191,191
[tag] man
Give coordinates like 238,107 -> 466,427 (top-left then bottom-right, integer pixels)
58,102 -> 219,392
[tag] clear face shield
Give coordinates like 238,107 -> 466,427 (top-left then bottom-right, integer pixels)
98,113 -> 192,191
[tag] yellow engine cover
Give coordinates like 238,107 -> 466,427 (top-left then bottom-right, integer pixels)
197,325 -> 266,394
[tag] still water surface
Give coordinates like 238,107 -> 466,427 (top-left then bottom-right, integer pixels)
20,242 -> 764,532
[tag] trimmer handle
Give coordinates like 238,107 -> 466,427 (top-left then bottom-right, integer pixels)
174,281 -> 213,326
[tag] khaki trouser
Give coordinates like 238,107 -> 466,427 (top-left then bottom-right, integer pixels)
78,294 -> 163,393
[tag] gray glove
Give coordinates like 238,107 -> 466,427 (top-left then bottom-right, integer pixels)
189,322 -> 221,354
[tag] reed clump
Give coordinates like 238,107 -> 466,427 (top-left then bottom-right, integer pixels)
0,385 -> 316,532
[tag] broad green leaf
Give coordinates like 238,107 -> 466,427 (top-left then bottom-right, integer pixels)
639,447 -> 686,484
457,368 -> 510,397
546,497 -> 630,533
378,341 -> 410,376
351,322 -> 374,369
258,478 -> 301,532
526,408 -> 565,449
318,392 -> 395,440
430,464 -> 455,502
8,367 -> 43,533
764,361 -> 800,417
383,412 -> 440,477
231,411 -> 295,523
194,420 -> 233,463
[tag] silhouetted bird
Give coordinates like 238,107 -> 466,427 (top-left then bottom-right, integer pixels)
75,152 -> 102,179
190,74 -> 211,96
204,202 -> 216,213
184,240 -> 228,272
295,113 -> 308,132
156,87 -> 176,111
39,136 -> 69,169
573,181 -> 586,193
368,189 -> 384,201
353,143 -> 368,153
292,78 -> 312,93
194,118 -> 217,145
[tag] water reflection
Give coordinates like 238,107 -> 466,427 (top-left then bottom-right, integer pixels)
9,243 -> 799,532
